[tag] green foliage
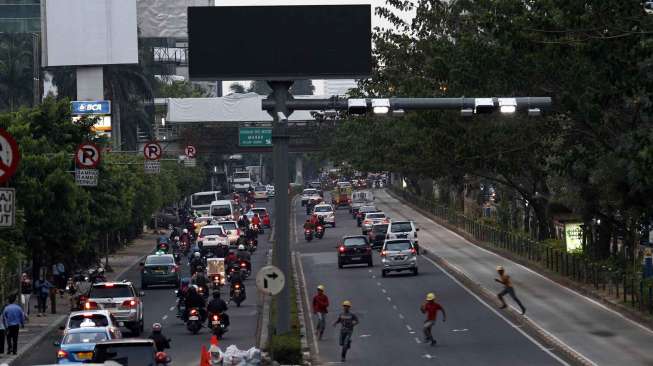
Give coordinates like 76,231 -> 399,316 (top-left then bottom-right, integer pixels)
156,80 -> 209,98
269,332 -> 302,364
229,83 -> 247,94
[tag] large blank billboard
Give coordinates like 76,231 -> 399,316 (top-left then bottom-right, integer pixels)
42,0 -> 138,67
188,5 -> 371,80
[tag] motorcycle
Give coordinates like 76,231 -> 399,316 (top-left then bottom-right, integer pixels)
179,239 -> 189,256
230,283 -> 246,307
210,274 -> 225,290
156,242 -> 170,254
197,284 -> 209,299
186,308 -> 202,334
238,260 -> 250,279
315,224 -> 325,239
246,238 -> 258,253
88,267 -> 106,283
304,228 -> 313,242
209,313 -> 228,339
249,223 -> 263,235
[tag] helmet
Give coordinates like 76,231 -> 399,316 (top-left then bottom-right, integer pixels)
196,265 -> 204,271
212,291 -> 220,298
183,228 -> 188,234
238,244 -> 245,251
342,300 -> 352,307
194,252 -> 200,258
496,265 -> 504,272
155,352 -> 169,363
317,285 -> 325,291
152,323 -> 162,332
426,293 -> 435,301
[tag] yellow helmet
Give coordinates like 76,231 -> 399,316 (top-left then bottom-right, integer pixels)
496,265 -> 504,272
426,293 -> 435,301
342,300 -> 352,307
317,285 -> 325,291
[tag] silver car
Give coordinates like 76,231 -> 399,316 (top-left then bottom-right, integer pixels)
361,212 -> 389,234
85,282 -> 144,336
381,239 -> 418,277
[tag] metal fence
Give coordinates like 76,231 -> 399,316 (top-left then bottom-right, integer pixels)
392,187 -> 653,314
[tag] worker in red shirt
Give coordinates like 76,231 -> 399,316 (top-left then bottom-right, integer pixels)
420,292 -> 446,346
312,285 -> 330,340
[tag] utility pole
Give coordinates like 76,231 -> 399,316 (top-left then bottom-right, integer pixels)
267,80 -> 292,334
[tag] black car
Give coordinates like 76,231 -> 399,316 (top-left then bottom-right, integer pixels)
368,223 -> 389,248
91,338 -> 161,366
337,235 -> 373,268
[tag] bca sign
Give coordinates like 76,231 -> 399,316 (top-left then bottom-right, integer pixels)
71,101 -> 111,115
0,188 -> 15,228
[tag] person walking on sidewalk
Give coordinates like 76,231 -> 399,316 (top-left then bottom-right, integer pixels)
0,301 -> 6,354
2,295 -> 26,355
495,266 -> 526,314
312,285 -> 329,340
420,292 -> 446,346
20,273 -> 32,317
35,275 -> 54,317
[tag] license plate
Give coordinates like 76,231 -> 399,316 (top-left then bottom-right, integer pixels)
395,256 -> 405,261
398,234 -> 408,238
212,320 -> 219,325
154,270 -> 164,274
189,316 -> 199,321
351,256 -> 361,260
102,303 -> 115,308
76,352 -> 93,360
208,238 -> 216,241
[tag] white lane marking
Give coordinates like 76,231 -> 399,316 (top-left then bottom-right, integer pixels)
381,191 -> 653,337
162,315 -> 168,321
398,313 -> 404,320
377,282 -> 381,286
381,288 -> 387,294
392,305 -> 398,310
452,329 -> 468,332
368,269 -> 372,273
386,296 -> 392,302
414,337 -> 422,344
409,331 -> 416,334
406,324 -> 412,331
169,306 -> 175,311
359,334 -> 371,338
421,255 -> 572,366
372,275 -> 376,279
296,253 -> 320,356
423,354 -> 434,359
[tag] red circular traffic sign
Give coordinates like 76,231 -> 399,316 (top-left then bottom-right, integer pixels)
75,142 -> 101,168
0,128 -> 20,184
185,145 -> 197,158
143,142 -> 162,160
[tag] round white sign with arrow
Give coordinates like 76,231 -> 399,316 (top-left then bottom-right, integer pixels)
256,265 -> 286,296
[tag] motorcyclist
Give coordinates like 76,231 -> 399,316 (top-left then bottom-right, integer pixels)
303,219 -> 314,232
229,274 -> 246,299
214,244 -> 228,258
185,218 -> 195,235
180,228 -> 191,245
207,292 -> 230,327
192,266 -> 209,294
225,250 -> 238,268
250,213 -> 261,228
189,252 -> 203,276
236,233 -> 248,248
237,214 -> 249,229
184,285 -> 206,321
310,213 -> 320,228
169,227 -> 180,241
148,323 -> 171,352
176,278 -> 190,316
236,244 -> 251,262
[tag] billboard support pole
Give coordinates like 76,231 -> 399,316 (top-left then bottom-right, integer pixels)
267,80 -> 293,334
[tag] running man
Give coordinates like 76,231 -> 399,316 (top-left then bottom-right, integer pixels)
420,292 -> 446,346
312,285 -> 329,340
333,300 -> 359,362
495,265 -> 526,314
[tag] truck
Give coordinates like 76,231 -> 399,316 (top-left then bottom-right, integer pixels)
245,165 -> 264,185
232,170 -> 253,193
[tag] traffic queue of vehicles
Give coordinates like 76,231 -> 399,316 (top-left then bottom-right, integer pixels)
49,188 -> 271,365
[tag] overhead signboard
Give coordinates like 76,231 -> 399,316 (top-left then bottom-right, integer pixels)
239,127 -> 272,147
71,101 -> 111,115
0,188 -> 15,228
188,5 -> 371,80
0,128 -> 20,184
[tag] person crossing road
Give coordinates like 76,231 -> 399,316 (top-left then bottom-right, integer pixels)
420,292 -> 446,346
495,266 -> 526,314
333,300 -> 358,362
312,285 -> 329,340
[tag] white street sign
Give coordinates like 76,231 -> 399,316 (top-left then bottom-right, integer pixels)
256,265 -> 286,296
75,169 -> 99,186
0,188 -> 15,228
144,160 -> 161,174
184,159 -> 196,167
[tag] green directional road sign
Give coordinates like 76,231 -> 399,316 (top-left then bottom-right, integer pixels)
239,127 -> 272,147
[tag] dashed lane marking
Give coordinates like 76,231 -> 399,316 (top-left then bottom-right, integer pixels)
381,288 -> 386,294
414,337 -> 422,344
406,324 -> 413,331
398,313 -> 404,319
169,306 -> 175,311
377,282 -> 381,286
386,296 -> 392,302
162,315 -> 168,321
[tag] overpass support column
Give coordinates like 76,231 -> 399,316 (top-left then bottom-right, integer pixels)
295,155 -> 303,184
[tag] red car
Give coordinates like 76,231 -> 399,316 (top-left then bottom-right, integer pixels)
252,208 -> 271,228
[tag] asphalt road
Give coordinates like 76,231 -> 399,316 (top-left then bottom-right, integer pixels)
18,199 -> 274,366
294,195 -> 566,365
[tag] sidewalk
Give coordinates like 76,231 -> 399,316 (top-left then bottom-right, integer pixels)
0,231 -> 160,366
376,189 -> 653,366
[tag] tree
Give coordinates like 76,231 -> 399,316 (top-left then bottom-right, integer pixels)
248,80 -> 272,95
156,80 -> 209,98
229,83 -> 247,94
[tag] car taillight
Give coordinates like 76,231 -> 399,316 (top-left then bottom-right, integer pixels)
381,250 -> 387,257
171,265 -> 178,273
84,301 -> 98,310
305,229 -> 311,233
191,309 -> 198,315
237,229 -> 241,236
213,314 -> 219,321
364,220 -> 371,225
235,284 -> 240,289
198,236 -> 204,241
57,350 -> 69,359
240,262 -> 246,267
122,299 -> 137,308
410,248 -> 417,255
338,246 -> 345,253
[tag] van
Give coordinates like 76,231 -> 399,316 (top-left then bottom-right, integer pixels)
209,200 -> 236,221
190,191 -> 222,215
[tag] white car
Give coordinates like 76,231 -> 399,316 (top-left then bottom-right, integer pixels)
65,310 -> 122,337
361,212 -> 389,234
312,204 -> 336,227
386,221 -> 419,248
217,220 -> 240,245
301,189 -> 322,206
197,225 -> 229,250
254,186 -> 269,201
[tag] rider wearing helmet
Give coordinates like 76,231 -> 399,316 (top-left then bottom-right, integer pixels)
333,300 -> 359,362
180,228 -> 191,244
236,244 -> 251,262
189,252 -> 203,276
192,266 -> 208,294
148,323 -> 171,352
184,285 -> 206,321
207,291 -> 230,327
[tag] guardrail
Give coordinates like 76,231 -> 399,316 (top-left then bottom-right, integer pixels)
391,187 -> 653,314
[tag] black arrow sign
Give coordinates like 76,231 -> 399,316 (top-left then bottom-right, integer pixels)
267,272 -> 279,280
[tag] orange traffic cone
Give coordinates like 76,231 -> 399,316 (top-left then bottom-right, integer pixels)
210,335 -> 219,347
200,344 -> 210,366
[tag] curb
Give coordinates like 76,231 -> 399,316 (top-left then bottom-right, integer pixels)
292,252 -> 312,365
7,234 -> 157,366
257,248 -> 273,350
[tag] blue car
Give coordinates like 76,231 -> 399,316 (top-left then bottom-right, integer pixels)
55,326 -> 118,363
